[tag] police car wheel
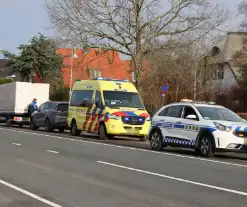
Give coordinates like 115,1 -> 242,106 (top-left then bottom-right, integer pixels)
199,135 -> 214,157
150,130 -> 163,151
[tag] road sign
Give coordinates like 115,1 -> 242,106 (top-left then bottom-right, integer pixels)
161,83 -> 169,95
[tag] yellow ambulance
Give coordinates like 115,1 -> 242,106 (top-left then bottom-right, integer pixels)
68,78 -> 151,141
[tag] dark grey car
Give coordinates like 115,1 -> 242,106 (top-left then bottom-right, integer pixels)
30,101 -> 69,132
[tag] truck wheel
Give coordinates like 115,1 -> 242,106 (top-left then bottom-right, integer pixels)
149,130 -> 163,151
6,119 -> 12,127
199,135 -> 214,157
71,120 -> 81,136
98,124 -> 109,140
30,118 -> 38,130
19,124 -> 23,128
45,118 -> 53,132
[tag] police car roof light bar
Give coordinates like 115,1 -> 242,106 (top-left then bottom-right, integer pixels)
180,99 -> 193,102
180,99 -> 216,105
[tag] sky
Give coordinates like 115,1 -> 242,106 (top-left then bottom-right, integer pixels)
0,0 -> 243,55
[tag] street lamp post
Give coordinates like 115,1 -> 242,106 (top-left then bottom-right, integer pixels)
69,48 -> 78,96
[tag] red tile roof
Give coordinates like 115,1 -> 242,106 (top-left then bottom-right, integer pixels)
56,48 -> 132,87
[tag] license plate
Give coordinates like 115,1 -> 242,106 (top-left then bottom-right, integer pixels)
126,128 -> 135,133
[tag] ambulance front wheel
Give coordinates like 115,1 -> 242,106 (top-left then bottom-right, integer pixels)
99,123 -> 111,140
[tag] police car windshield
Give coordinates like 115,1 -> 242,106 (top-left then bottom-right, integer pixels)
196,106 -> 243,122
103,91 -> 144,108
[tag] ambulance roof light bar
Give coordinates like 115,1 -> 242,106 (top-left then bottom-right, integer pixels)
92,77 -> 129,82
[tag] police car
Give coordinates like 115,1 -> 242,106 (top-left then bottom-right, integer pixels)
148,100 -> 247,157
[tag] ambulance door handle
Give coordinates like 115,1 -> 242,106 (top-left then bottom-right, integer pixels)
176,121 -> 182,124
160,120 -> 164,122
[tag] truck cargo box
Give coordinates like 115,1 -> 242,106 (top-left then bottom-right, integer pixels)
0,82 -> 49,114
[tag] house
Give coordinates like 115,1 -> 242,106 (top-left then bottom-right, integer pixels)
56,48 -> 133,88
206,32 -> 247,93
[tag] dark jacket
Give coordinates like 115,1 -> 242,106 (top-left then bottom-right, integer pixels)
28,101 -> 38,116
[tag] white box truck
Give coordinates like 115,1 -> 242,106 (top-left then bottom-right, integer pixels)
0,82 -> 50,127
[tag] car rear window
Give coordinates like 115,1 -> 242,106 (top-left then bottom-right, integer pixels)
57,103 -> 69,112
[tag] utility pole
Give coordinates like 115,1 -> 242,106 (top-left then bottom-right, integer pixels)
69,48 -> 78,96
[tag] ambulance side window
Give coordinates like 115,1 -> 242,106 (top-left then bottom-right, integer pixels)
70,90 -> 93,107
95,90 -> 103,108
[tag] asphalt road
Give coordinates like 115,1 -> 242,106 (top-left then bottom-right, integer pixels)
0,126 -> 247,206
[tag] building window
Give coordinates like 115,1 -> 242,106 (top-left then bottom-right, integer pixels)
84,47 -> 90,54
89,70 -> 101,79
212,64 -> 224,80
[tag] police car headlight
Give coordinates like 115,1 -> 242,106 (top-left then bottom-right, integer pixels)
108,114 -> 120,120
146,116 -> 151,121
214,122 -> 231,132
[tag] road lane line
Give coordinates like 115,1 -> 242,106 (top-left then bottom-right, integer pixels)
1,127 -> 247,168
12,143 -> 22,146
0,179 -> 63,207
97,160 -> 247,196
46,150 -> 59,154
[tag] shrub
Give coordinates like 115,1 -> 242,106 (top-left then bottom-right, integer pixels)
0,78 -> 13,85
50,86 -> 69,101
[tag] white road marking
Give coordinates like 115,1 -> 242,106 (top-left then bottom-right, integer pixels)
46,150 -> 59,154
97,160 -> 247,196
0,179 -> 62,207
12,143 -> 22,146
1,127 -> 247,168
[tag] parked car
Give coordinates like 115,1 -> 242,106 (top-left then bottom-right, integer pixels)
149,100 -> 247,157
30,101 -> 69,132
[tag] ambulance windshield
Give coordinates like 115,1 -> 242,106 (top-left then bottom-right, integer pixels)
103,91 -> 144,108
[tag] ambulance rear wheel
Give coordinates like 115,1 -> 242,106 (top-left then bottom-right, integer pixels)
99,124 -> 109,140
71,120 -> 81,136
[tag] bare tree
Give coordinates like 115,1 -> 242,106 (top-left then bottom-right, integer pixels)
238,0 -> 247,31
45,0 -> 229,88
142,38 -> 216,113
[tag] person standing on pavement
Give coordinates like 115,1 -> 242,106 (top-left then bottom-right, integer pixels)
28,98 -> 38,116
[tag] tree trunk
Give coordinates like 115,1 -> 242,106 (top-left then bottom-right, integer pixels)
176,83 -> 180,101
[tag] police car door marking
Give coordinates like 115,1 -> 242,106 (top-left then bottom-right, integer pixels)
157,121 -> 215,132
